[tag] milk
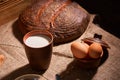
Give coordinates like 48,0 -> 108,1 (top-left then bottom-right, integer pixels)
25,34 -> 51,48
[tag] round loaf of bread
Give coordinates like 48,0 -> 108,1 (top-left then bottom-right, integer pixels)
18,0 -> 91,44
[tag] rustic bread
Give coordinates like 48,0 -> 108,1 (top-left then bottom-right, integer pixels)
18,0 -> 91,44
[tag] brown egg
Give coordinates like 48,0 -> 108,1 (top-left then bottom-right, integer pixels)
88,42 -> 103,59
71,42 -> 89,59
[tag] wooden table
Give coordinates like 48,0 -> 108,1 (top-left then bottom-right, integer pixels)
0,0 -> 30,25
0,1 -> 120,80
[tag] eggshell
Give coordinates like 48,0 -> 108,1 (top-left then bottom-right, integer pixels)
88,42 -> 103,59
71,42 -> 89,59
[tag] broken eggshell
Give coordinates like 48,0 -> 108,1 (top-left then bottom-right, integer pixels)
82,33 -> 110,48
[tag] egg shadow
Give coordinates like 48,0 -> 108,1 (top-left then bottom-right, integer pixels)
53,52 -> 97,80
99,48 -> 109,66
54,48 -> 109,80
57,59 -> 97,80
1,64 -> 46,80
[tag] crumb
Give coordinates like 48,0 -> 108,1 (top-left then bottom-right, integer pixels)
0,54 -> 5,66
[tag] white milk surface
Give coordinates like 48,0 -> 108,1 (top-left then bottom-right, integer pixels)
25,34 -> 51,48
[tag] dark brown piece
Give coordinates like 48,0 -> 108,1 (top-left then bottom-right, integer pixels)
82,33 -> 110,48
18,0 -> 91,44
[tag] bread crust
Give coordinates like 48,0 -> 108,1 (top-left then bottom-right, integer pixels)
18,0 -> 91,44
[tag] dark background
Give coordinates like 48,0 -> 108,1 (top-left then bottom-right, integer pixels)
74,0 -> 120,38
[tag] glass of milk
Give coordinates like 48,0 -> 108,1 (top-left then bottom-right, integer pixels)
23,30 -> 53,71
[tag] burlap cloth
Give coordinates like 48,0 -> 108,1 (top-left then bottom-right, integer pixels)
0,18 -> 120,80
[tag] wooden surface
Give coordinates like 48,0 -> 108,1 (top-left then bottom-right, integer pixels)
0,0 -> 23,12
0,0 -> 30,25
0,1 -> 120,80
